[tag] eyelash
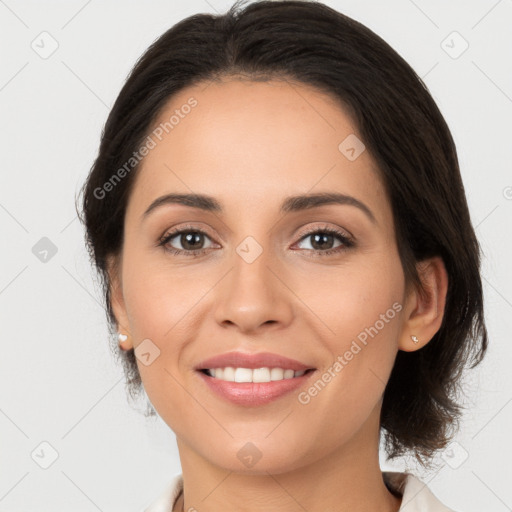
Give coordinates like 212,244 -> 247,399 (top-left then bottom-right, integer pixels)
157,224 -> 355,258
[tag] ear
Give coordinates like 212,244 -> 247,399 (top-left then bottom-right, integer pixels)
106,254 -> 134,350
398,256 -> 448,352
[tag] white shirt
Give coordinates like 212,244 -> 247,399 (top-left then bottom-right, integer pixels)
143,471 -> 456,511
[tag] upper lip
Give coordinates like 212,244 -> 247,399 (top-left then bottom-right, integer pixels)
195,351 -> 315,371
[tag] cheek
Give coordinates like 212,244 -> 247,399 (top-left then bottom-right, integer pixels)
121,244 -> 210,338
298,251 -> 405,408
292,262 -> 404,451
294,255 -> 404,347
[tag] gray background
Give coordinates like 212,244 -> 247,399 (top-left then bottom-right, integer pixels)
0,0 -> 511,510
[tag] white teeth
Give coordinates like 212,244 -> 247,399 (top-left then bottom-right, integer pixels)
206,367 -> 308,383
224,367 -> 235,381
235,368 -> 253,382
252,367 -> 270,382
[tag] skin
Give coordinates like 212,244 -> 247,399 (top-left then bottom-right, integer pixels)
108,77 -> 448,512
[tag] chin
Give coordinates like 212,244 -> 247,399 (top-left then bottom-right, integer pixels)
196,437 -> 317,476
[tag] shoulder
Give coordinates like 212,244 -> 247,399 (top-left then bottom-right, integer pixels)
383,471 -> 459,512
142,473 -> 183,512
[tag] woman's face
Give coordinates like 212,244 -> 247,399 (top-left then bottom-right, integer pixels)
111,78 -> 412,473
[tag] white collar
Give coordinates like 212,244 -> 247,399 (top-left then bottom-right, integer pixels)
383,472 -> 456,511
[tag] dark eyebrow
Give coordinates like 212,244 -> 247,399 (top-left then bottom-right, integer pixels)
142,192 -> 377,224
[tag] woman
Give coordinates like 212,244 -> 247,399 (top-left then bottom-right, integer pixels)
79,1 -> 487,510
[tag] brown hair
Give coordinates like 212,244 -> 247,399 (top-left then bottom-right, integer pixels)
78,0 -> 488,468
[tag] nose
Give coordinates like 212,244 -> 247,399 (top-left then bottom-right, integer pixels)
213,245 -> 294,334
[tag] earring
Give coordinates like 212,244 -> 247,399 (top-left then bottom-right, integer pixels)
411,335 -> 419,344
118,332 -> 128,347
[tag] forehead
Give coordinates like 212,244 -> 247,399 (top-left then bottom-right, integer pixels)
128,78 -> 391,226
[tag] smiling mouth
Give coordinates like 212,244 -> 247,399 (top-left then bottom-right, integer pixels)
199,367 -> 315,383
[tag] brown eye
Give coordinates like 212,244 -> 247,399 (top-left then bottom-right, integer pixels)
158,227 -> 216,256
173,231 -> 206,251
295,227 -> 354,255
304,232 -> 338,251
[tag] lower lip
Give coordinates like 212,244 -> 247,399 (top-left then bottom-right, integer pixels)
196,370 -> 316,406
